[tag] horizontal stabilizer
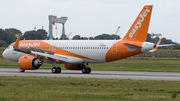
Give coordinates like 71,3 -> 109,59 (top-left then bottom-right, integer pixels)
123,42 -> 142,47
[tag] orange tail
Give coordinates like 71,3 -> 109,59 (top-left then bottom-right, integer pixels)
122,5 -> 153,42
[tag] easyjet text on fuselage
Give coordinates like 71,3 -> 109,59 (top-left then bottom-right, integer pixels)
19,42 -> 41,48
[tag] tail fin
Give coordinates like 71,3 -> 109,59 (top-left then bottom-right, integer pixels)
122,5 -> 153,42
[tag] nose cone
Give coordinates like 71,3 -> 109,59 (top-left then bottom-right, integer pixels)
2,46 -> 11,60
2,46 -> 19,62
2,49 -> 7,60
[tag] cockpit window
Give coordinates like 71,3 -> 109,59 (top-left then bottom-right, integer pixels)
7,46 -> 10,49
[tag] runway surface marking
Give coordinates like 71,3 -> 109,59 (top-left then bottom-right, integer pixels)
0,68 -> 180,81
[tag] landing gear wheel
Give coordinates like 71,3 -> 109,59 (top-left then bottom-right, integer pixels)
56,67 -> 61,73
82,67 -> 91,74
52,67 -> 61,73
87,67 -> 91,74
82,68 -> 87,74
19,68 -> 25,72
52,67 -> 57,73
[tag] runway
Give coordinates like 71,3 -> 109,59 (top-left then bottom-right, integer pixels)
0,68 -> 180,81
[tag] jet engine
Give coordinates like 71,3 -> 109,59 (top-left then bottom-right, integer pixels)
64,64 -> 83,70
18,56 -> 43,70
141,42 -> 156,52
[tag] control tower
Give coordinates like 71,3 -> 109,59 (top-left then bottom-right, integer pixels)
48,15 -> 68,40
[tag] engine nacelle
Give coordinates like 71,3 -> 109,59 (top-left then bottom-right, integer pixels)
64,64 -> 83,70
18,56 -> 43,70
141,42 -> 156,52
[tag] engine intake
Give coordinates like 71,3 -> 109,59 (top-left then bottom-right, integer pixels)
18,56 -> 43,70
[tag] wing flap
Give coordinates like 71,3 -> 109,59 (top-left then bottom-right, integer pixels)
31,51 -> 69,62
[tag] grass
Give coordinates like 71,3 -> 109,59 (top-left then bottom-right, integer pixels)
89,58 -> 180,72
0,76 -> 180,101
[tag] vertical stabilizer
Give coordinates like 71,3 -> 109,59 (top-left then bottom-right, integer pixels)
122,5 -> 153,42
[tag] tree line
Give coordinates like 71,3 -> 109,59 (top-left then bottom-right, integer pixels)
146,33 -> 176,44
0,28 -> 47,47
0,28 -> 179,49
72,34 -> 120,40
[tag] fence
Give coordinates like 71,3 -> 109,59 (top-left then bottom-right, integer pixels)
134,49 -> 180,59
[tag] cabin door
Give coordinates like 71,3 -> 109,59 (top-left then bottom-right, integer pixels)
111,42 -> 118,55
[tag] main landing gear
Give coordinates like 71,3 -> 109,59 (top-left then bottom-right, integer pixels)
51,60 -> 61,73
19,68 -> 25,72
52,67 -> 61,73
82,67 -> 91,74
81,63 -> 91,74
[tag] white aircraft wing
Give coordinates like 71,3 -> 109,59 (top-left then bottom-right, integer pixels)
31,51 -> 68,62
149,38 -> 175,52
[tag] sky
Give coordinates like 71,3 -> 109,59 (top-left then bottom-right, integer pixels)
1,0 -> 180,43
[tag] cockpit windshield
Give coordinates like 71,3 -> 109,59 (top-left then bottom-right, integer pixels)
7,46 -> 10,49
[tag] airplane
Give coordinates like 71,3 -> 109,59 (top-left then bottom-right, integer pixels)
2,5 -> 171,74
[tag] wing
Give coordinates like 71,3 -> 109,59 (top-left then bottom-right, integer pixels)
149,38 -> 175,52
13,34 -> 72,63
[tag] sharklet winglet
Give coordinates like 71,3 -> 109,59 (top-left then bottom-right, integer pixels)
13,34 -> 21,48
